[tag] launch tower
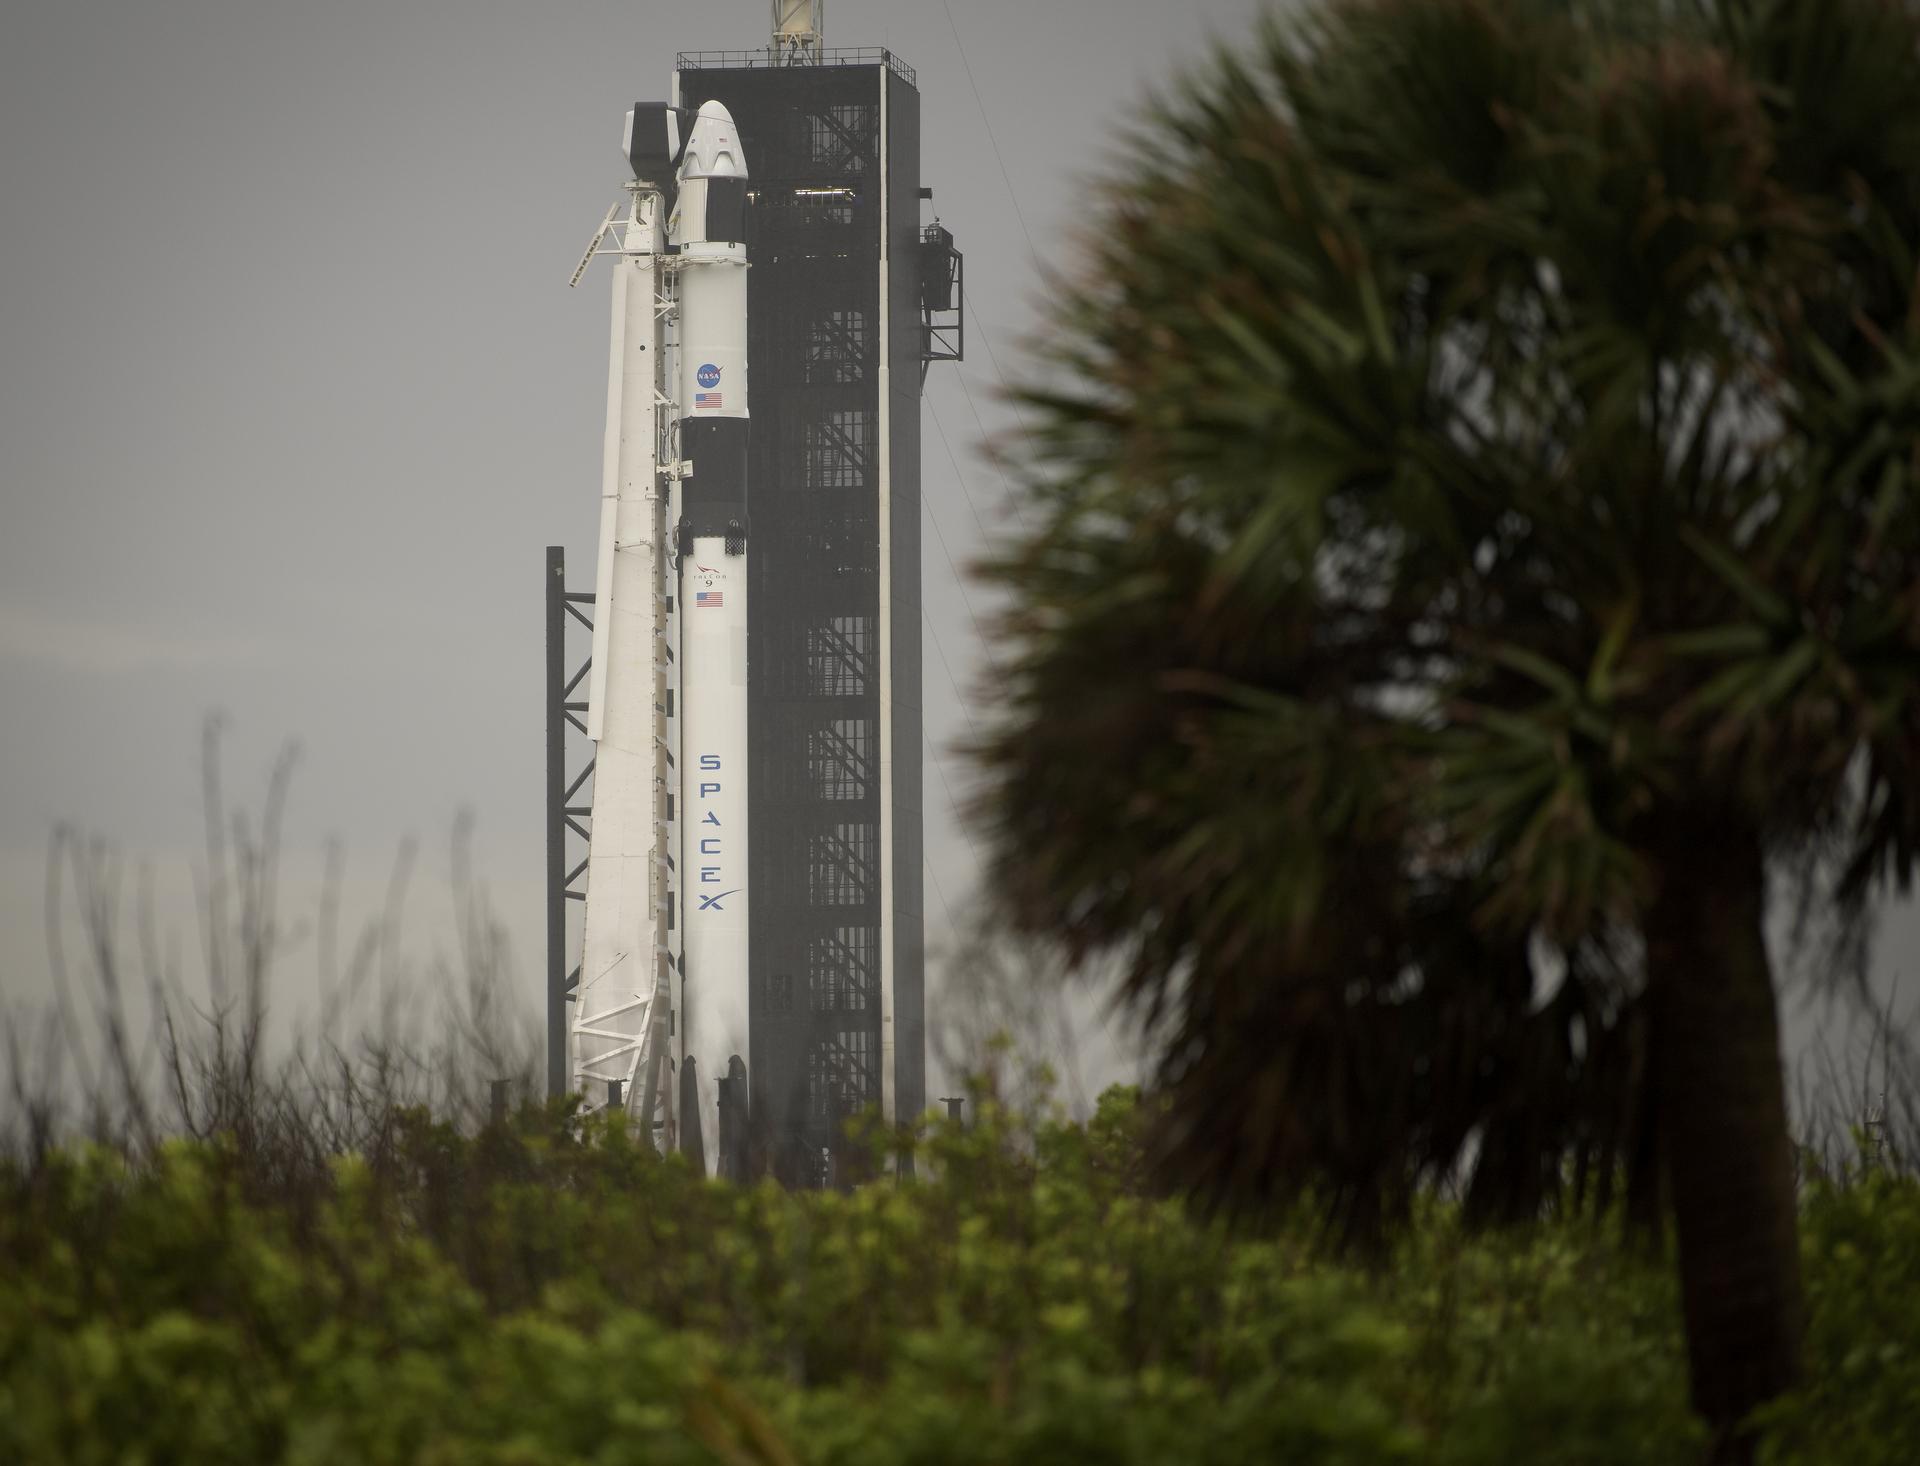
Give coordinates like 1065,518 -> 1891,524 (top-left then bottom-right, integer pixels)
673,40 -> 956,1184
548,6 -> 962,1187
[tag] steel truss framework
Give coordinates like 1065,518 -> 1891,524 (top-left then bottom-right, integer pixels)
544,546 -> 596,1096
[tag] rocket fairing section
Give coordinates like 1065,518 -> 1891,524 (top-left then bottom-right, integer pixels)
672,101 -> 754,1180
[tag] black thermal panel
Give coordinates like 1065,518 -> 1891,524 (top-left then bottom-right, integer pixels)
680,418 -> 749,542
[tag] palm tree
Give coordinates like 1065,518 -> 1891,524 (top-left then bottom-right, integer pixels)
973,0 -> 1920,1456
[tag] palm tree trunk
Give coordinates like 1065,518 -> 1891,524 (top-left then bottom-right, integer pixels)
1645,820 -> 1803,1463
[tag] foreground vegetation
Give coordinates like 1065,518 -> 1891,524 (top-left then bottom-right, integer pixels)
2,1088 -> 1914,1464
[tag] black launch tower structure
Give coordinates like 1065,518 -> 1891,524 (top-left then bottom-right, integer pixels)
673,47 -> 960,1181
545,44 -> 960,1181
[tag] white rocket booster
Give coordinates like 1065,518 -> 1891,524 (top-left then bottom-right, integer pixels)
670,101 -> 753,1179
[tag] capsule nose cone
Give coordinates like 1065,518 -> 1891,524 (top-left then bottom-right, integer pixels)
679,99 -> 747,181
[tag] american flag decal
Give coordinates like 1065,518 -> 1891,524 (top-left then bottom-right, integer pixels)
694,391 -> 723,410
696,589 -> 724,608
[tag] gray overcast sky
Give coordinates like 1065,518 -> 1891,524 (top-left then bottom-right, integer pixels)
2,0 -> 1910,1109
0,0 -> 1268,1101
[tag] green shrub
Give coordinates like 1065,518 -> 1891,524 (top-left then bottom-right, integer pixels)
1757,1171 -> 1920,1464
1,1091 -> 1911,1462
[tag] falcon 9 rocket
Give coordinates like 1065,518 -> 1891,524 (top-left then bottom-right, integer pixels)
671,101 -> 753,1180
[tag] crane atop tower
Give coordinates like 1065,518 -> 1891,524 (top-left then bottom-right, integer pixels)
773,1 -> 824,62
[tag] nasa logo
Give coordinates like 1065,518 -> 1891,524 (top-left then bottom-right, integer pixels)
696,363 -> 722,389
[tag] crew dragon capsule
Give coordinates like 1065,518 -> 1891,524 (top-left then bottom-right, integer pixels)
670,100 -> 753,1181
